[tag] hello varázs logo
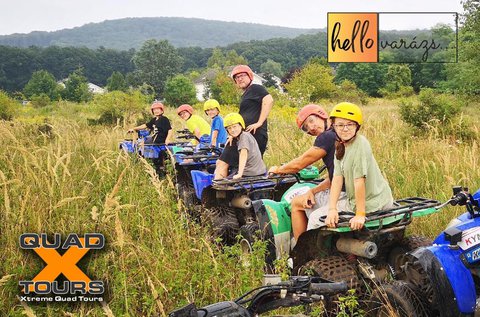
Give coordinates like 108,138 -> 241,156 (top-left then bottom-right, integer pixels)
327,12 -> 458,63
19,233 -> 105,303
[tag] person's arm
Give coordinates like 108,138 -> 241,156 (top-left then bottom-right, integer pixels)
210,130 -> 218,146
194,127 -> 202,139
296,178 -> 331,209
128,123 -> 147,133
325,175 -> 344,228
350,177 -> 366,230
269,147 -> 325,174
246,94 -> 273,134
165,129 -> 173,144
233,148 -> 248,179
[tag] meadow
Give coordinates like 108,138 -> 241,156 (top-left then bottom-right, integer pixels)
1,97 -> 479,316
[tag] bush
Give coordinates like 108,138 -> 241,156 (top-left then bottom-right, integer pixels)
92,91 -> 148,125
333,80 -> 369,105
399,88 -> 461,129
30,94 -> 51,108
208,72 -> 240,105
0,91 -> 17,120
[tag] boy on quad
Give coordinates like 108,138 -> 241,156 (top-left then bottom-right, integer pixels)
268,104 -> 347,240
177,104 -> 211,145
128,101 -> 173,176
203,99 -> 228,148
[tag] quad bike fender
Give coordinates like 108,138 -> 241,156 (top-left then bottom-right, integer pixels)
191,170 -> 214,200
253,199 -> 292,261
411,246 -> 476,315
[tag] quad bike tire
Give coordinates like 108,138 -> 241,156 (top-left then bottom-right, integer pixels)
298,255 -> 360,291
387,235 -> 432,279
203,206 -> 240,245
239,223 -> 260,253
368,280 -> 428,317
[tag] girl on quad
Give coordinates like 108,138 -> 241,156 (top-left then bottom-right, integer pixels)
326,102 -> 393,231
128,101 -> 173,176
269,104 -> 347,240
214,113 -> 266,180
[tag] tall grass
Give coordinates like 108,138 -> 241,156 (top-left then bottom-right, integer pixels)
1,97 -> 479,315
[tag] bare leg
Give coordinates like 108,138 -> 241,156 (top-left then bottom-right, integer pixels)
214,159 -> 229,180
291,195 -> 308,241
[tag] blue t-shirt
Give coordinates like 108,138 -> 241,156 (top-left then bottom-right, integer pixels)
211,115 -> 228,146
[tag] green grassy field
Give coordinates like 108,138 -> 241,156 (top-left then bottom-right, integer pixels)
1,98 -> 479,316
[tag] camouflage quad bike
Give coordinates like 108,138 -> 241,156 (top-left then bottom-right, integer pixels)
252,185 -> 441,292
191,166 -> 321,245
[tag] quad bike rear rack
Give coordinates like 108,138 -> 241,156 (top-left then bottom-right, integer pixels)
212,174 -> 299,191
324,197 -> 441,233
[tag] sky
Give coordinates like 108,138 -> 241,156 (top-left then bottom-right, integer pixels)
0,0 -> 463,35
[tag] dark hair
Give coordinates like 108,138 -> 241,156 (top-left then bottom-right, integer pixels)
336,142 -> 346,160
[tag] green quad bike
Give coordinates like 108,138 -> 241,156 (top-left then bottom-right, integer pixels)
251,185 -> 441,292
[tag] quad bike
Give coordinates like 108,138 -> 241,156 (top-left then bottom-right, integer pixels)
190,167 -> 321,245
169,275 -> 348,317
251,184 -> 441,292
119,129 -> 150,153
393,186 -> 480,317
169,137 -> 222,215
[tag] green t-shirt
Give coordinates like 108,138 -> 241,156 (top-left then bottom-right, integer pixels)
186,114 -> 211,137
333,134 -> 393,213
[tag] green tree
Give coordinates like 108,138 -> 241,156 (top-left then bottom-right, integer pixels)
93,90 -> 147,125
440,0 -> 480,94
207,48 -> 248,69
260,59 -> 283,78
23,70 -> 61,100
106,71 -> 127,92
132,39 -> 183,97
208,72 -> 240,105
163,75 -> 197,106
335,63 -> 388,97
61,69 -> 92,102
0,90 -> 17,120
284,62 -> 336,102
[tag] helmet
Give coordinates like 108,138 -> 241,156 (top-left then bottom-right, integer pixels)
223,113 -> 245,129
296,104 -> 329,129
176,104 -> 194,116
150,101 -> 164,113
329,102 -> 363,125
203,99 -> 221,113
231,65 -> 254,81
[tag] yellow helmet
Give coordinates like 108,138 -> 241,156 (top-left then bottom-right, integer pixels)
329,102 -> 363,125
203,99 -> 221,113
223,113 -> 245,129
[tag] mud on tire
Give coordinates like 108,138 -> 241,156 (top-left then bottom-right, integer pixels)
298,256 -> 361,291
387,235 -> 432,278
203,206 -> 240,245
368,281 -> 428,317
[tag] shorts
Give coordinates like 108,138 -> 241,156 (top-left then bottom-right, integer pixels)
306,191 -> 348,230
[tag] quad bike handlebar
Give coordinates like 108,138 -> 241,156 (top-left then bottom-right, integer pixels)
169,276 -> 347,317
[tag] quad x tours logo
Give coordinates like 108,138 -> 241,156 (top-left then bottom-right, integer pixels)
19,233 -> 105,303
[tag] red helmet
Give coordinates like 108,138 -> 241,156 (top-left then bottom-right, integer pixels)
296,104 -> 329,129
176,104 -> 194,116
231,65 -> 254,81
150,101 -> 164,114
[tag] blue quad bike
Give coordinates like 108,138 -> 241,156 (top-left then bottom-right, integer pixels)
119,129 -> 193,176
169,275 -> 348,317
391,186 -> 480,317
169,135 -> 223,215
190,167 -> 321,245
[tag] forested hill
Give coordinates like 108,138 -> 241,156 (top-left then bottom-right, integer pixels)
0,17 -> 320,50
